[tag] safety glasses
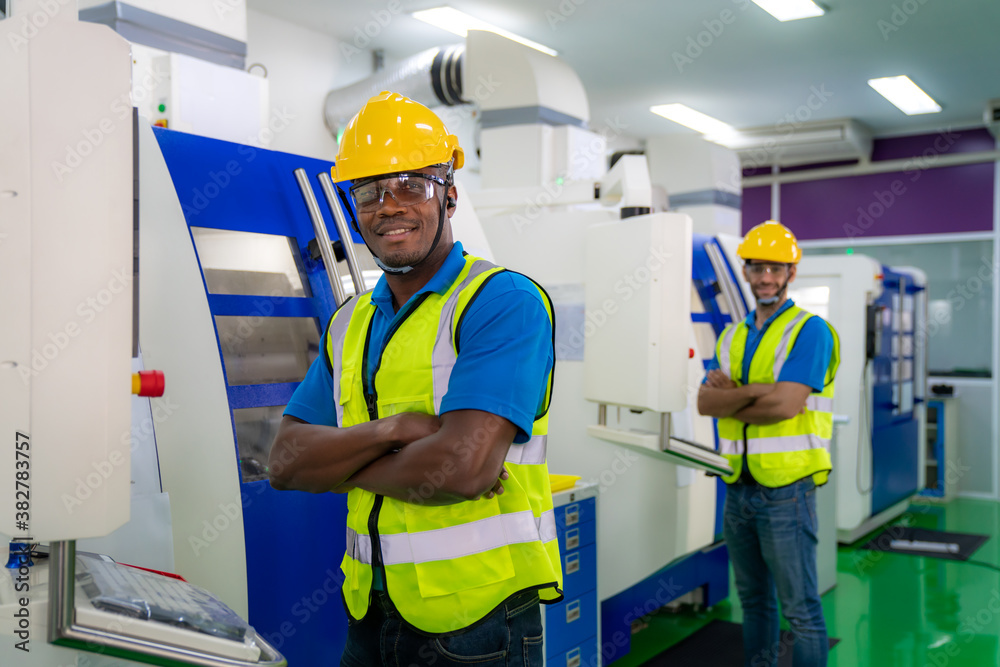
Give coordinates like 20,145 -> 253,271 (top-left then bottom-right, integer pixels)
745,262 -> 790,276
349,172 -> 447,213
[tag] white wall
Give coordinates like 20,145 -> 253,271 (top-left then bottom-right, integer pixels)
246,9 -> 370,161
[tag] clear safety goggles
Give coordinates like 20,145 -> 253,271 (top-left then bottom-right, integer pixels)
745,262 -> 790,276
349,172 -> 447,213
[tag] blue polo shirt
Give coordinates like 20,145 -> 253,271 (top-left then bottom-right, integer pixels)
284,242 -> 553,443
704,300 -> 833,392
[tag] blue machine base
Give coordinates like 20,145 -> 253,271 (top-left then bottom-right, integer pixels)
601,541 -> 729,665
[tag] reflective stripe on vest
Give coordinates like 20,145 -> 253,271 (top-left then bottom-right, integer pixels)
506,434 -> 547,465
330,296 -> 365,428
718,325 -> 737,379
431,260 -> 501,413
346,509 -> 557,566
806,395 -> 833,412
746,433 -> 828,455
772,310 -> 809,380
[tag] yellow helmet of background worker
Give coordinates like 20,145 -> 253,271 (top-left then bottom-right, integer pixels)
333,91 -> 465,183
737,220 -> 801,264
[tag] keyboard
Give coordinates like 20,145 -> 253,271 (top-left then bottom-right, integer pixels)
77,553 -> 249,643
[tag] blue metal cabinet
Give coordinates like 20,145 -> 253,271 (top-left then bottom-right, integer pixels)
546,483 -> 599,666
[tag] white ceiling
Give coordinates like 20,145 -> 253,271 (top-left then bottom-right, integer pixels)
248,0 -> 1000,141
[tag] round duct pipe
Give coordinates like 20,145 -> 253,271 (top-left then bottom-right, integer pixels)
324,45 -> 466,140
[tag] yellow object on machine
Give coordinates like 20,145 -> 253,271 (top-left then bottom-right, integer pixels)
549,475 -> 582,493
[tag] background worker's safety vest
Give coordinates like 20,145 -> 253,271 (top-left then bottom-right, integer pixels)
716,305 -> 840,488
327,254 -> 563,633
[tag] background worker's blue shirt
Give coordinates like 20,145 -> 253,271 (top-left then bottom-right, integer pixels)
704,299 -> 833,392
284,242 -> 553,444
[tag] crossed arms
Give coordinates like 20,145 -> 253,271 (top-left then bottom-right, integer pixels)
697,369 -> 812,424
267,409 -> 514,506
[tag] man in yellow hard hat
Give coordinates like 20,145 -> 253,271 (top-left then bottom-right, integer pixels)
268,91 -> 562,666
698,220 -> 839,667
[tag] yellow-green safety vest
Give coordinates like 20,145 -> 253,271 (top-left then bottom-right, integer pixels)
327,253 -> 563,633
715,304 -> 841,487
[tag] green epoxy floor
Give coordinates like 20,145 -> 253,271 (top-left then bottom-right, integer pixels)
615,498 -> 1000,667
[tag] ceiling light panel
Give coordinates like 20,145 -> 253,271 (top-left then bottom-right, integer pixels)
650,104 -> 734,137
752,0 -> 825,21
868,76 -> 942,115
412,7 -> 557,56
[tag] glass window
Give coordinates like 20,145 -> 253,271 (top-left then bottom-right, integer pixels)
215,316 -> 320,385
191,227 -> 311,298
233,406 -> 285,483
803,240 -> 993,377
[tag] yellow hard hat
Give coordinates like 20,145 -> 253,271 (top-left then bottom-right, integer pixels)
737,220 -> 801,264
332,91 -> 464,183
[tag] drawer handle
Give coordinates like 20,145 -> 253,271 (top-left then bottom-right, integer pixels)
565,553 -> 580,575
565,503 -> 579,526
566,600 -> 581,623
567,647 -> 581,667
566,528 -> 580,550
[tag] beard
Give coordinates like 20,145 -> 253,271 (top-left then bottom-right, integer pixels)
378,247 -> 425,268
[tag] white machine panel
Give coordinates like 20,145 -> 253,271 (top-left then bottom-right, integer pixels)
147,52 -> 270,147
794,255 -> 882,536
0,8 -> 133,540
583,213 -> 692,412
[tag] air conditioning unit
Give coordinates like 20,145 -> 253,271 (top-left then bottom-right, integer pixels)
710,118 -> 873,168
985,99 -> 1000,140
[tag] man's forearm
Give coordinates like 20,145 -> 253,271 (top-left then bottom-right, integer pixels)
345,411 -> 513,505
698,383 -> 773,419
345,449 -> 471,506
268,417 -> 396,493
731,394 -> 795,425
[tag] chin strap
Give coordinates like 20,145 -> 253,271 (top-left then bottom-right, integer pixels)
373,256 -> 413,275
756,276 -> 791,305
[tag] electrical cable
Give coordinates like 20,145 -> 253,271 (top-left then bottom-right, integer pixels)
965,560 -> 1000,573
856,359 -> 875,495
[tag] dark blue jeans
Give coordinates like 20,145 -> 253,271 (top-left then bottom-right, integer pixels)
340,589 -> 544,667
724,478 -> 827,667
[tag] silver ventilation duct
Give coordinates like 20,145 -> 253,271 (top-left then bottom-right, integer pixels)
324,45 -> 466,139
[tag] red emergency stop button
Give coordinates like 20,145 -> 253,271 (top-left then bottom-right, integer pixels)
132,371 -> 165,397
689,348 -> 696,359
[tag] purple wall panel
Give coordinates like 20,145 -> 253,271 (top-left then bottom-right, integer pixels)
741,186 -> 771,233
779,162 -> 995,240
871,128 -> 996,162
